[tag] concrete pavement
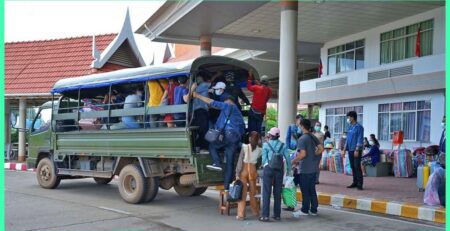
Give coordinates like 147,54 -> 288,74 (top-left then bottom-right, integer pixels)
6,170 -> 445,231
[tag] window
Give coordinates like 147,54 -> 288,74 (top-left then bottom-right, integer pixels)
325,106 -> 363,142
32,108 -> 52,133
380,19 -> 433,64
328,39 -> 365,75
377,100 -> 431,141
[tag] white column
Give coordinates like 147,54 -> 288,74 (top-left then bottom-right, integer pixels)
200,35 -> 212,56
18,98 -> 26,162
278,1 -> 298,141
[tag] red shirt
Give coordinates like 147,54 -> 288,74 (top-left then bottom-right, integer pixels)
247,80 -> 272,115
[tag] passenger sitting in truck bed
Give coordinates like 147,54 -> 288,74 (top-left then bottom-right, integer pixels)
191,84 -> 245,191
120,88 -> 144,129
147,79 -> 168,128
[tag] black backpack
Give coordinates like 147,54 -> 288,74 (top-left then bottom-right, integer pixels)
267,142 -> 284,170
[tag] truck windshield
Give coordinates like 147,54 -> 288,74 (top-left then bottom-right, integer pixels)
32,108 -> 52,133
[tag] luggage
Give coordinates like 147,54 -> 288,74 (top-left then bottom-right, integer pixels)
344,154 -> 352,175
332,153 -> 344,174
429,161 -> 439,175
320,150 -> 331,170
227,180 -> 243,202
328,155 -> 336,173
393,148 -> 413,178
416,165 -> 429,192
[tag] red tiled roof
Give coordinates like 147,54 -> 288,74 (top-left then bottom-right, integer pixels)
5,34 -> 130,95
167,44 -> 223,63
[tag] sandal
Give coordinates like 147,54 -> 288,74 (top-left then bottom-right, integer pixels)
236,216 -> 245,221
259,217 -> 269,222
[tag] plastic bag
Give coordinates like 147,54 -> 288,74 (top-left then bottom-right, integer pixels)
282,186 -> 297,208
284,176 -> 295,188
344,154 -> 352,175
423,166 -> 444,206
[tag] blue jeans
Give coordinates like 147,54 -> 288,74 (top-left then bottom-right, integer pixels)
122,116 -> 140,129
299,173 -> 318,214
262,165 -> 283,218
248,108 -> 263,134
208,130 -> 240,190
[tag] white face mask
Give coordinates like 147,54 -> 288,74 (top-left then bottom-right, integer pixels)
214,89 -> 223,96
314,126 -> 321,132
136,92 -> 143,96
369,140 -> 374,146
346,118 -> 351,124
442,122 -> 445,129
342,135 -> 347,139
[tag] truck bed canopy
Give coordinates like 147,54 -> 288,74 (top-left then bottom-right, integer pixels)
51,56 -> 259,95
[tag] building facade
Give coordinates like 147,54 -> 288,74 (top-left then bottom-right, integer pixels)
299,7 -> 445,149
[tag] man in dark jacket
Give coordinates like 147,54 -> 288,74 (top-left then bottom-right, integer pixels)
224,71 -> 250,111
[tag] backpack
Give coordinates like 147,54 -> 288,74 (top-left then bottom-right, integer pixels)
267,142 -> 284,170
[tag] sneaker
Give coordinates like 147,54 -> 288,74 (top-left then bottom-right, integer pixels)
206,164 -> 222,171
199,149 -> 209,155
293,210 -> 309,218
310,212 -> 318,216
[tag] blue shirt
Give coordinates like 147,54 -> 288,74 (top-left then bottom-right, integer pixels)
193,82 -> 210,110
362,145 -> 380,166
209,101 -> 245,136
285,124 -> 302,150
262,139 -> 291,171
345,122 -> 364,151
174,85 -> 188,105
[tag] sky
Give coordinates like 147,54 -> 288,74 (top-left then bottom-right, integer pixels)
5,1 -> 166,64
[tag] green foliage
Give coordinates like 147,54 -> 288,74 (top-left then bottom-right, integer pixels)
265,107 -> 278,130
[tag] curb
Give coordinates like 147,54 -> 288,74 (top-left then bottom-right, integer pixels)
296,191 -> 445,224
4,163 -> 35,172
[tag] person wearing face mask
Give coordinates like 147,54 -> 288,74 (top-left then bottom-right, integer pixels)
121,88 -> 144,129
313,121 -> 325,184
247,72 -> 272,134
191,87 -> 245,192
208,82 -> 231,127
342,111 -> 364,190
361,134 -> 381,176
280,114 -> 304,212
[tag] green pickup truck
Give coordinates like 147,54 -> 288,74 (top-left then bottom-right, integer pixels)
27,56 -> 259,204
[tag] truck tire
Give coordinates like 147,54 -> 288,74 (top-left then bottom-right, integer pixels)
118,164 -> 147,204
193,186 -> 208,196
93,177 -> 113,185
143,177 -> 159,203
36,157 -> 61,189
174,184 -> 197,197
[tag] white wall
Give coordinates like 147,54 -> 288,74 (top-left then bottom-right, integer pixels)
320,7 -> 445,77
318,91 -> 445,150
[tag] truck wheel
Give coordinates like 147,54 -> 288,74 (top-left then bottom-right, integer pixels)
174,184 -> 197,197
36,157 -> 61,189
193,186 -> 208,196
143,177 -> 160,202
94,177 -> 113,185
118,164 -> 147,204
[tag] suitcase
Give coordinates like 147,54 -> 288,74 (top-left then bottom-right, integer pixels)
393,148 -> 413,178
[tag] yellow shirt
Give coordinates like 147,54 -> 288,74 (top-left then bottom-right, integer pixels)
147,80 -> 168,107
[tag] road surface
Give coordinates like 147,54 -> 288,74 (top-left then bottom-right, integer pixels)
5,171 -> 445,230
